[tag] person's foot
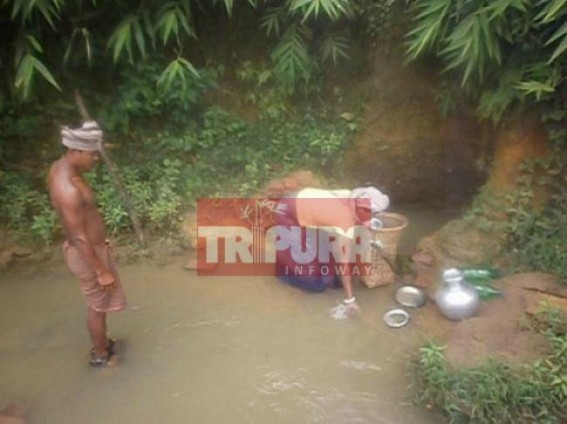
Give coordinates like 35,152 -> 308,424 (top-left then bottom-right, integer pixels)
89,350 -> 112,367
88,338 -> 116,367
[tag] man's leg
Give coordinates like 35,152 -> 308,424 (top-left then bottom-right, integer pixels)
87,307 -> 108,358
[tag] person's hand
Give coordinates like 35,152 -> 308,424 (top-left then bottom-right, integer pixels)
97,270 -> 116,289
343,298 -> 361,317
330,297 -> 360,319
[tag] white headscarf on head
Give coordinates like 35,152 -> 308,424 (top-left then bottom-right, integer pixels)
61,121 -> 103,151
350,186 -> 390,213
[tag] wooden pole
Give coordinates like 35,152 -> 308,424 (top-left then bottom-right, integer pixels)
74,89 -> 146,247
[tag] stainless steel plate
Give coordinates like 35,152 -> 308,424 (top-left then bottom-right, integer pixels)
383,308 -> 410,328
395,285 -> 426,308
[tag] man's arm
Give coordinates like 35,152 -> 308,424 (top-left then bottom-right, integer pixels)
55,184 -> 115,286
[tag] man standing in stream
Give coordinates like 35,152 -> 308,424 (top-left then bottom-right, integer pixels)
48,121 -> 127,367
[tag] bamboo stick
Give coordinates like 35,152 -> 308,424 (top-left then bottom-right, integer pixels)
74,89 -> 146,247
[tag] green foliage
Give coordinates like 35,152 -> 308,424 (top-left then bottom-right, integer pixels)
107,14 -> 148,63
13,35 -> 62,98
85,158 -> 184,234
414,309 -> 567,424
318,32 -> 350,66
236,60 -> 290,118
491,98 -> 567,279
261,0 -> 357,87
1,0 -> 360,101
522,302 -> 567,336
157,57 -> 200,91
0,173 -> 58,244
31,209 -> 58,245
503,150 -> 567,278
463,149 -> 567,279
0,97 -> 351,244
406,0 -> 567,121
271,23 -> 314,86
96,59 -> 218,133
289,0 -> 355,21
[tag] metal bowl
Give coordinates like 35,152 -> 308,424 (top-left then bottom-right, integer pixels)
395,285 -> 426,308
383,308 -> 410,328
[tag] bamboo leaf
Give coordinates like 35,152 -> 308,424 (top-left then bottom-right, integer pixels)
163,13 -> 177,45
132,19 -> 146,59
319,33 -> 350,65
15,53 -> 61,98
157,57 -> 199,90
488,0 -> 528,20
517,80 -> 555,100
290,0 -> 351,21
536,0 -> 567,23
9,0 -> 25,20
107,15 -> 136,63
155,1 -> 195,46
177,57 -> 200,78
546,20 -> 567,44
548,30 -> 567,62
261,6 -> 287,36
157,60 -> 178,88
177,7 -> 196,39
29,56 -> 61,91
35,0 -> 60,29
271,23 -> 312,85
27,35 -> 43,53
15,54 -> 35,98
82,28 -> 92,65
222,0 -> 233,16
142,11 -> 157,50
406,0 -> 450,59
63,29 -> 78,65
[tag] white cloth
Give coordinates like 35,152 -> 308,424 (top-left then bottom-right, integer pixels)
350,187 -> 390,213
61,121 -> 103,151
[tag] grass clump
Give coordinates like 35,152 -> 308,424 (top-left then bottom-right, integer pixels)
413,307 -> 567,424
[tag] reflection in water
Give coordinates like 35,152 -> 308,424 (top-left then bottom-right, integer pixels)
0,205 -> 452,424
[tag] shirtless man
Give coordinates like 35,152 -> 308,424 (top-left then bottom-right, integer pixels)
48,121 -> 126,366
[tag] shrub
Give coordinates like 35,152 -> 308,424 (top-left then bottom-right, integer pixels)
413,308 -> 567,424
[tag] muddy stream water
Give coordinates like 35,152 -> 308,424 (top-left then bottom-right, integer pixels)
0,205 -> 458,423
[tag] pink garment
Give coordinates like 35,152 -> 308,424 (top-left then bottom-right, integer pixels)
63,241 -> 127,313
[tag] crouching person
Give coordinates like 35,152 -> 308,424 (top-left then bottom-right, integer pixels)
268,176 -> 389,317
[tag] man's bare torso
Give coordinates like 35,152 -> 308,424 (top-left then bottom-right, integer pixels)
48,157 -> 107,245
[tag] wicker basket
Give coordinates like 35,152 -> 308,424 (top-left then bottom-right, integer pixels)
361,212 -> 409,288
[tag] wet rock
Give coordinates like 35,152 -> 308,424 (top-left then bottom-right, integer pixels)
415,219 -> 505,269
411,249 -> 439,288
411,250 -> 435,267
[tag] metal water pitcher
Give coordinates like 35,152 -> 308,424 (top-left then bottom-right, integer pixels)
435,268 -> 480,321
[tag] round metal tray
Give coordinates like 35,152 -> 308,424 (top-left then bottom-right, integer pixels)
395,285 -> 426,308
383,308 -> 410,328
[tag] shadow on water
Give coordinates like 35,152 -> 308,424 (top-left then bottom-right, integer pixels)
0,205 -> 456,423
